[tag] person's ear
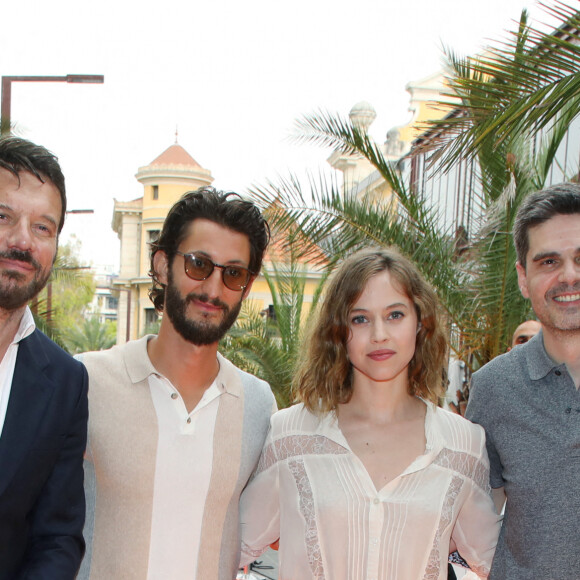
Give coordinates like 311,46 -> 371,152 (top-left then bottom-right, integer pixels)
515,261 -> 530,299
154,251 -> 170,286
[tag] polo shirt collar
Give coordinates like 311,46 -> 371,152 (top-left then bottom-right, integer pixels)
123,335 -> 242,397
124,335 -> 158,383
215,351 -> 242,397
524,330 -> 561,380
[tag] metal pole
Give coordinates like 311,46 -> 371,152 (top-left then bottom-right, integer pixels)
0,74 -> 104,136
1,77 -> 13,136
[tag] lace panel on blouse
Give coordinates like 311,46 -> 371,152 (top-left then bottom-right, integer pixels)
423,475 -> 464,579
241,541 -> 267,560
433,448 -> 490,494
254,434 -> 349,477
289,457 -> 325,580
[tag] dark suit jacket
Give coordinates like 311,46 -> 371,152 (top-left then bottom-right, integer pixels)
0,329 -> 88,580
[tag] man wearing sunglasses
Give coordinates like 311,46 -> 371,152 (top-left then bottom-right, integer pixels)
78,187 -> 275,580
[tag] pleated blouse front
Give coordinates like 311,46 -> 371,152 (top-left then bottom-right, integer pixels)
240,401 -> 500,580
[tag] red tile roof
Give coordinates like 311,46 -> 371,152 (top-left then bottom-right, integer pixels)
265,233 -> 328,267
149,144 -> 201,168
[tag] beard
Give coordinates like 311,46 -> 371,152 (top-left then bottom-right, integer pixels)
0,249 -> 52,311
164,272 -> 242,346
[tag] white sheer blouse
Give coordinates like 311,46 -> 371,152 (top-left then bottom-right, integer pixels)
240,401 -> 500,580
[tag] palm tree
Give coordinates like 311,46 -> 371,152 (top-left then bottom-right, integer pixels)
220,239 -> 327,408
62,316 -> 116,355
249,2 -> 579,372
31,240 -> 96,347
415,3 -> 579,362
424,2 -> 580,170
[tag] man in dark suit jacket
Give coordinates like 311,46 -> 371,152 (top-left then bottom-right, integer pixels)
0,136 -> 88,579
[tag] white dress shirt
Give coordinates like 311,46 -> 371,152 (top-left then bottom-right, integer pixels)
240,401 -> 500,580
0,307 -> 35,437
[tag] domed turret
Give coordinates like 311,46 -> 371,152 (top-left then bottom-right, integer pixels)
349,101 -> 376,134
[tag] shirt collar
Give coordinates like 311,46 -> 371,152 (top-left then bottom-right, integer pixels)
14,306 -> 36,345
215,351 -> 242,397
313,401 -> 443,477
123,335 -> 242,397
124,335 -> 160,383
523,330 -> 561,380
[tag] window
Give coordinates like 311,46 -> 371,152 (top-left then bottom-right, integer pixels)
145,308 -> 158,326
152,185 -> 159,200
148,230 -> 160,244
144,308 -> 160,334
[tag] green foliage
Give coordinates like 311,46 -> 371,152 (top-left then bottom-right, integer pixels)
33,237 -> 96,347
220,242 -> 327,408
216,2 -> 578,406
62,317 -> 117,355
143,319 -> 161,337
422,3 -> 579,364
424,2 -> 580,171
248,2 -> 578,373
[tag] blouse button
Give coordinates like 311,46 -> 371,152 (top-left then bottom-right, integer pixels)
171,392 -> 178,399
187,417 -> 192,424
373,498 -> 380,505
555,370 -> 562,376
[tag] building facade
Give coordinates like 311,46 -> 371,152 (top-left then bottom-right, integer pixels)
112,140 -> 325,344
112,140 -> 214,343
86,266 -> 119,324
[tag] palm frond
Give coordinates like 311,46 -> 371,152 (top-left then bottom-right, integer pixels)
420,2 -> 580,169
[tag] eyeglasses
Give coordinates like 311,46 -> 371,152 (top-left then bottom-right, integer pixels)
175,252 -> 254,292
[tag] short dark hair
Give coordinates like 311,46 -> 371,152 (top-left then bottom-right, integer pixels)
514,183 -> 580,268
149,186 -> 270,311
0,136 -> 67,232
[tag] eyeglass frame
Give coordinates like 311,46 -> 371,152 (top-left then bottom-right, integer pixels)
174,251 -> 255,292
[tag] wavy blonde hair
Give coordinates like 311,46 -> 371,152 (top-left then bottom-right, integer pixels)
294,247 -> 448,414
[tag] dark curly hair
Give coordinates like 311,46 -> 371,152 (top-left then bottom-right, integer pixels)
0,136 -> 66,232
149,186 -> 270,311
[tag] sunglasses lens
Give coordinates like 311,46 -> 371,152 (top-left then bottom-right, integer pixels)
223,266 -> 249,291
180,253 -> 251,291
184,255 -> 213,280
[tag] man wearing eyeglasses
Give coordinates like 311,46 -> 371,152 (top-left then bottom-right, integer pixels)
78,187 -> 275,580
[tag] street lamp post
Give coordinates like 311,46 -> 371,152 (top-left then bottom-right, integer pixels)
1,74 -> 104,136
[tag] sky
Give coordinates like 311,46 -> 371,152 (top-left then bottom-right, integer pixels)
0,0 -> 567,270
